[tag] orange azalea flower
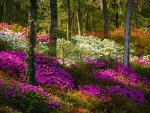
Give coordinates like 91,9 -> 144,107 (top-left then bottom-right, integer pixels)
75,107 -> 83,113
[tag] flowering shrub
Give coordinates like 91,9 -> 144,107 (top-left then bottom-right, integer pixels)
85,57 -> 107,68
0,35 -> 27,51
86,31 -> 104,38
0,51 -> 74,89
36,34 -> 50,44
90,63 -> 150,91
113,64 -> 150,87
0,23 -> 11,30
0,34 -> 49,53
106,86 -> 147,103
57,35 -> 124,65
0,23 -> 27,38
0,51 -> 26,81
79,84 -> 147,104
0,23 -> 50,52
131,56 -> 150,78
78,85 -> 107,101
0,78 -> 63,112
72,35 -> 124,59
109,28 -> 150,56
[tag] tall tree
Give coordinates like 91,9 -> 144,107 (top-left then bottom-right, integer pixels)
0,0 -> 29,25
49,0 -> 57,56
67,0 -> 71,40
85,2 -> 90,31
107,0 -> 126,28
101,0 -> 109,38
76,0 -> 82,35
26,0 -> 37,85
123,0 -> 133,66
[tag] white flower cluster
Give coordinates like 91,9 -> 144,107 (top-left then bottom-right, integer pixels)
57,35 -> 126,64
0,34 -> 27,51
0,34 -> 51,53
73,35 -> 123,59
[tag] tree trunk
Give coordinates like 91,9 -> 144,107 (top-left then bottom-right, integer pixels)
0,0 -> 4,22
116,12 -> 119,28
86,5 -> 90,31
71,12 -> 77,34
123,0 -> 133,66
76,0 -> 82,35
67,0 -> 71,40
101,0 -> 109,38
49,0 -> 57,57
26,0 -> 37,85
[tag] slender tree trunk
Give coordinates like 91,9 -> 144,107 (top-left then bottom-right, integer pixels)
101,0 -> 109,38
123,0 -> 133,66
71,12 -> 76,34
26,0 -> 37,85
49,0 -> 57,57
67,0 -> 71,40
116,12 -> 119,28
76,0 -> 82,35
0,0 -> 3,22
86,5 -> 90,31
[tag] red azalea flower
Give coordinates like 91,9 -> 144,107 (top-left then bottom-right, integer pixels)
75,107 -> 83,113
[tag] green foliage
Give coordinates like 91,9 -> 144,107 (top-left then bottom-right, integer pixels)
61,90 -> 105,112
35,42 -> 49,53
0,105 -> 22,113
37,0 -> 50,34
10,24 -> 25,33
0,0 -> 29,25
109,95 -> 150,113
0,40 -> 8,51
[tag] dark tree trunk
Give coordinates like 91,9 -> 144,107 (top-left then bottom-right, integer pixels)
86,5 -> 90,31
0,0 -> 4,22
102,0 -> 109,38
49,0 -> 57,57
26,0 -> 37,86
67,0 -> 71,40
71,12 -> 77,34
116,12 -> 119,28
123,0 -> 133,66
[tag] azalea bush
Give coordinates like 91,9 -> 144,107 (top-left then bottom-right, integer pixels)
0,51 -> 74,89
0,23 -> 27,38
131,56 -> 150,78
0,34 -> 50,53
0,79 -> 63,113
57,35 -> 124,65
0,35 -> 27,51
109,28 -> 150,56
81,85 -> 150,112
79,84 -> 147,104
0,23 -> 50,52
